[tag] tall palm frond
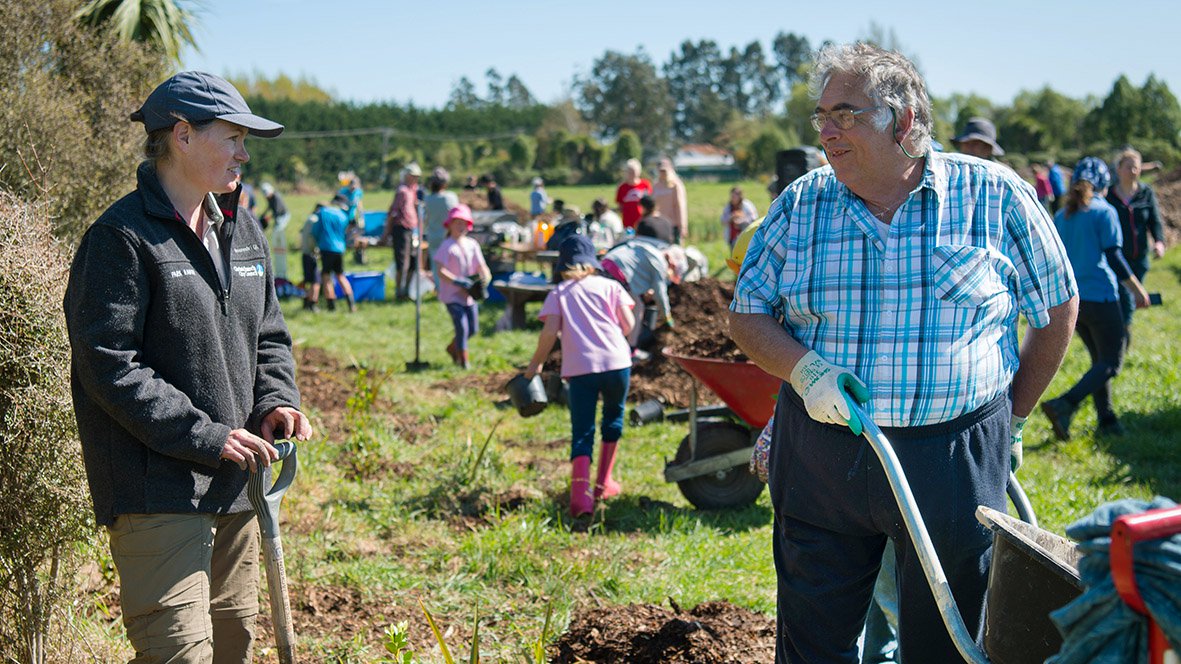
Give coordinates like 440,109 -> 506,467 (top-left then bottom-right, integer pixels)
74,0 -> 199,65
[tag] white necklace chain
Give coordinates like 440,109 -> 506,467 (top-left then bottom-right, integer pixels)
862,192 -> 909,219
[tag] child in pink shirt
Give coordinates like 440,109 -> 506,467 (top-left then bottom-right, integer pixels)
525,235 -> 635,517
433,204 -> 490,369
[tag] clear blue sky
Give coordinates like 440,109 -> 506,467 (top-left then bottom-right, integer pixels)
182,0 -> 1178,109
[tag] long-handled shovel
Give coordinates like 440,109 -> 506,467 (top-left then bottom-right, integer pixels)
248,441 -> 298,663
407,220 -> 431,372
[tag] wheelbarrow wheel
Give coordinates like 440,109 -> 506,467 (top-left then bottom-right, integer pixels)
674,422 -> 764,510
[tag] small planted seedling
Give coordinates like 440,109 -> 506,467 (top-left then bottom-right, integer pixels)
517,601 -> 554,664
382,621 -> 416,664
465,417 -> 504,486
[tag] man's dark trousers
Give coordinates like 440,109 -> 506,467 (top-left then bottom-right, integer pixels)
770,385 -> 1009,663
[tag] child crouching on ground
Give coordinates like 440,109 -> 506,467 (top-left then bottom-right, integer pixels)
525,235 -> 635,516
434,204 -> 490,369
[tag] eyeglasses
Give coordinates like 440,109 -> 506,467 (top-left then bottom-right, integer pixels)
809,106 -> 882,132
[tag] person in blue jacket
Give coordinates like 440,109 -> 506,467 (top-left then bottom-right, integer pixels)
314,194 -> 356,312
337,175 -> 366,264
530,177 -> 550,217
1041,157 -> 1150,438
1047,158 -> 1067,213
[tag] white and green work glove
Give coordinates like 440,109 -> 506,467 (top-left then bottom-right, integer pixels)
1010,415 -> 1026,473
789,350 -> 871,435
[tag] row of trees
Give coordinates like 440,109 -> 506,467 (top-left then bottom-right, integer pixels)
237,34 -> 1181,190
567,34 -> 1181,175
237,91 -> 657,191
576,32 -> 813,150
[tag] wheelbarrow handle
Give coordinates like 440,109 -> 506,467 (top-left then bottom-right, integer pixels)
850,402 -> 991,664
1007,470 -> 1038,528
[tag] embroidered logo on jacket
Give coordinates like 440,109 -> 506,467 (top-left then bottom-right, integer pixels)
232,263 -> 266,278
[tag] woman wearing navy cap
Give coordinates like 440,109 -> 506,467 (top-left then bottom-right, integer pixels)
64,72 -> 312,662
1041,157 -> 1150,440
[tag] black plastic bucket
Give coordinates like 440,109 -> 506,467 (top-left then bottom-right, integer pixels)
507,373 -> 548,417
977,507 -> 1083,664
630,399 -> 665,426
543,372 -> 570,406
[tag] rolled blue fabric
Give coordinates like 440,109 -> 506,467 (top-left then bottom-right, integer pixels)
1047,497 -> 1181,664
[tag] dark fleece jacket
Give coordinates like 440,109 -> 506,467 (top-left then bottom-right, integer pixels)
64,162 -> 301,526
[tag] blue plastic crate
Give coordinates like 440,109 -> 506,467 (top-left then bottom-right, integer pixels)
335,271 -> 386,301
362,210 -> 386,237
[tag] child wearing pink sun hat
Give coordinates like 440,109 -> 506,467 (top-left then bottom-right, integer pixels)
433,204 -> 490,369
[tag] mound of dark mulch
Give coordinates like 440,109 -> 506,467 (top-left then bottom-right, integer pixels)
550,601 -> 775,664
628,278 -> 747,407
1148,177 -> 1181,247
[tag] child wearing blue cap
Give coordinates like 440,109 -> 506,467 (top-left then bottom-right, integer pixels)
524,235 -> 635,516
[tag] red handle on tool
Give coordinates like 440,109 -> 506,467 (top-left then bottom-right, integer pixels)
1110,505 -> 1181,664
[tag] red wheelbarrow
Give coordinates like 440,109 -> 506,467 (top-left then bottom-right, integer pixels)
659,348 -> 780,510
659,349 -> 1042,520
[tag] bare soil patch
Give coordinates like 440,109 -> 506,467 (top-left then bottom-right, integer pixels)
550,600 -> 775,663
254,583 -> 475,663
436,368 -> 518,402
294,344 -> 355,439
295,344 -> 434,446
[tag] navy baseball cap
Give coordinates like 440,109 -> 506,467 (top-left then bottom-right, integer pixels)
557,235 -> 600,272
130,71 -> 284,138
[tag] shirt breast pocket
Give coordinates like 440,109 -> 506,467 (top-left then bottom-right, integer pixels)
932,244 -> 1008,308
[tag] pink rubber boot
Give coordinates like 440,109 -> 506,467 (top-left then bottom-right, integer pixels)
570,456 -> 595,517
594,442 -> 622,500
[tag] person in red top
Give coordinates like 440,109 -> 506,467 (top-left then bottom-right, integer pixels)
615,158 -> 652,230
385,163 -> 422,299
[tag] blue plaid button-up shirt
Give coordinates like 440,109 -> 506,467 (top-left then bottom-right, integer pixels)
731,152 -> 1076,427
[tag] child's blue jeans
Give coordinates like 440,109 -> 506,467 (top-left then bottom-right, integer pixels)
566,367 -> 630,460
445,302 -> 478,350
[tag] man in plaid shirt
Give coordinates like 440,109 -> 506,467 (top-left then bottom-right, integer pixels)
730,43 -> 1078,663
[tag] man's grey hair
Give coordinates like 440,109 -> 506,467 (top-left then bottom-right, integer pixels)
809,42 -> 933,156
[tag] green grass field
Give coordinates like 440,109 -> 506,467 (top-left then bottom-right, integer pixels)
92,181 -> 1181,661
